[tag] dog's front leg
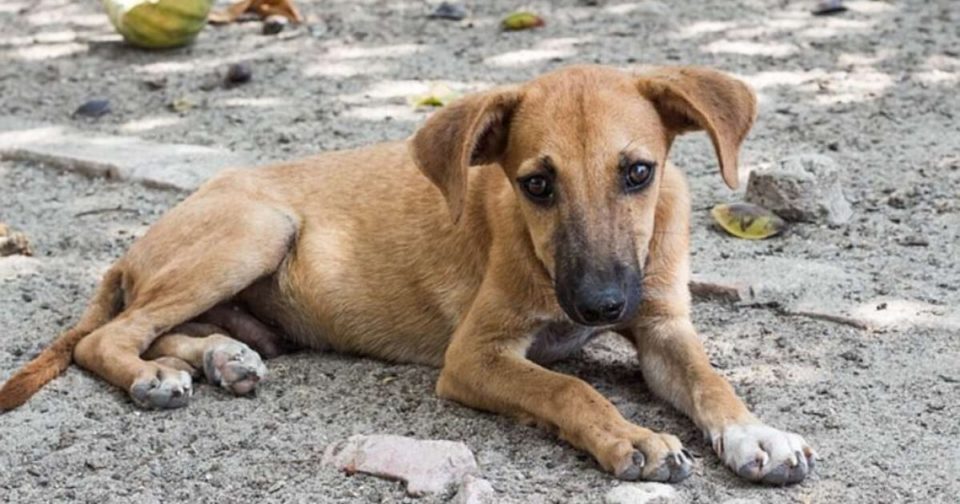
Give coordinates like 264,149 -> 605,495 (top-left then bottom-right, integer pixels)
628,315 -> 817,485
437,294 -> 694,482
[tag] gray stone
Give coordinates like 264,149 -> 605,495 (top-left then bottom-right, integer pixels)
604,482 -> 677,504
0,255 -> 41,281
693,258 -> 960,331
453,475 -> 495,504
322,434 -> 479,496
693,257 -> 864,310
746,154 -> 853,226
0,119 -> 253,192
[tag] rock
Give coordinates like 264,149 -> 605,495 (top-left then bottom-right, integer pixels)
142,76 -> 168,90
720,499 -> 761,504
262,15 -> 288,35
0,255 -> 41,281
73,99 -> 111,119
692,256 -> 864,309
453,475 -> 495,504
0,118 -> 253,192
225,63 -> 252,86
429,2 -> 467,21
745,154 -> 853,226
812,0 -> 847,16
688,279 -> 741,303
323,434 -> 479,496
604,482 -> 677,504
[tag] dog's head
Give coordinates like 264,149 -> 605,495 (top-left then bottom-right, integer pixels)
410,66 -> 756,326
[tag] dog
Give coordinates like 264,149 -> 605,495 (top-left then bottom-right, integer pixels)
0,65 -> 815,485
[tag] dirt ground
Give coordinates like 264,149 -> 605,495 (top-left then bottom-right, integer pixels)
1,0 -> 959,502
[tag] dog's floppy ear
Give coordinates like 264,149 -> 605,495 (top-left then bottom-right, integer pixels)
409,87 -> 522,222
636,66 -> 757,189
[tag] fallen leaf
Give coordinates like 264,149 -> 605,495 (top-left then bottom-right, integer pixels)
0,224 -> 32,257
169,96 -> 196,113
711,202 -> 786,240
209,0 -> 303,24
410,83 -> 461,108
502,11 -> 545,31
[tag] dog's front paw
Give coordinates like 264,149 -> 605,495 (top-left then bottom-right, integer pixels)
713,423 -> 816,485
611,430 -> 695,483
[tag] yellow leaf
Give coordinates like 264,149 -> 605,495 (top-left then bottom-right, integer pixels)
410,83 -> 461,109
169,96 -> 195,113
711,202 -> 786,240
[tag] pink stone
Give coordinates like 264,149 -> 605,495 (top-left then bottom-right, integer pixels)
323,434 -> 479,496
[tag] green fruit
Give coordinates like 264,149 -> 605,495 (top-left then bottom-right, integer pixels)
502,11 -> 545,31
102,0 -> 213,49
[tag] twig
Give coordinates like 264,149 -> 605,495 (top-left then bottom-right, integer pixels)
780,309 -> 870,330
74,206 -> 140,217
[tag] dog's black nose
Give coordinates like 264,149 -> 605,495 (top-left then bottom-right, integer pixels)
576,290 -> 626,325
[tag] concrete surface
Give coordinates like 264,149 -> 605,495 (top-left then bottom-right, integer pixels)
1,0 -> 959,502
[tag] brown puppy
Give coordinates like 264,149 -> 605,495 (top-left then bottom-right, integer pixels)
0,65 -> 815,485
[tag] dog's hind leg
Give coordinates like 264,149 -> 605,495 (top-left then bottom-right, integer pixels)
194,302 -> 292,359
144,323 -> 266,396
73,193 -> 298,409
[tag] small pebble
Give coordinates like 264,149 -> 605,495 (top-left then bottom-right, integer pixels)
812,0 -> 847,16
225,63 -> 252,86
73,99 -> 111,118
429,2 -> 467,21
262,15 -> 288,35
142,76 -> 167,90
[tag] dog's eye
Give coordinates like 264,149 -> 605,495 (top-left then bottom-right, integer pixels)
519,175 -> 554,204
625,162 -> 655,191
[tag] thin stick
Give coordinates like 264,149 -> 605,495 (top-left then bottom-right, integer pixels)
74,207 -> 140,217
781,309 -> 871,330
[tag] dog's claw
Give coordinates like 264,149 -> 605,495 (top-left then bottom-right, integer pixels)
717,424 -> 815,485
616,450 -> 646,480
663,450 -> 694,483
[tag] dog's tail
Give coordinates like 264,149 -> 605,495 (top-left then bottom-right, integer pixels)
0,267 -> 124,412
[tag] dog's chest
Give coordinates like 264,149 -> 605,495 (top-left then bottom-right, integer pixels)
525,322 -> 600,365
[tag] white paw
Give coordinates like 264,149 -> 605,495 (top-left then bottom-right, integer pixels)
130,366 -> 193,409
203,340 -> 267,395
713,423 -> 816,485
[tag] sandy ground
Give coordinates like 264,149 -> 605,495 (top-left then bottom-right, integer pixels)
2,0 -> 959,502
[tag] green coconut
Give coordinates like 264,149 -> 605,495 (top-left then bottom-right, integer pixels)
102,0 -> 213,49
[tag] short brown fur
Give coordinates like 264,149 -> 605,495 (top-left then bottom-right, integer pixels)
0,65 -> 814,485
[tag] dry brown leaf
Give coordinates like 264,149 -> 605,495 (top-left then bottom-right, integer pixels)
0,223 -> 32,257
209,0 -> 303,25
